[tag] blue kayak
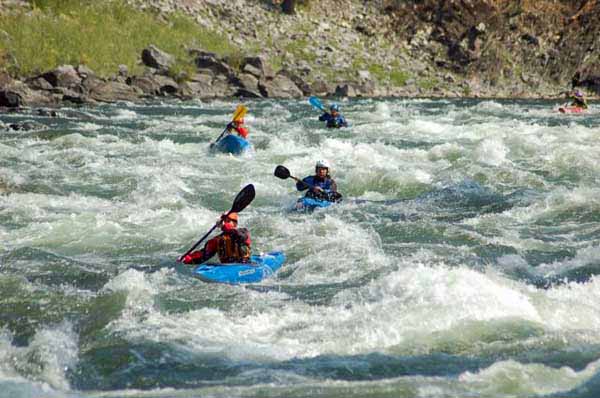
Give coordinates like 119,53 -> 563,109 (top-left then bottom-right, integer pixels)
211,134 -> 250,155
294,196 -> 333,212
190,251 -> 285,284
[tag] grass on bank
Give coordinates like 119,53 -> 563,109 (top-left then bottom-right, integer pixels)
0,0 -> 239,78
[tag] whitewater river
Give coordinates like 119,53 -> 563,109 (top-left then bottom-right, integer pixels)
2,98 -> 600,398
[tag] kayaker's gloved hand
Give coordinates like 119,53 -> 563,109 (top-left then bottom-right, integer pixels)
181,250 -> 205,264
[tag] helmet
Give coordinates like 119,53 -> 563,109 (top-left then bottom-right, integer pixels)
315,159 -> 330,170
223,212 -> 238,222
575,90 -> 583,98
329,103 -> 340,112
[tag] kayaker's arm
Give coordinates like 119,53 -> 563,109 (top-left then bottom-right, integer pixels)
181,238 -> 218,264
226,122 -> 249,138
296,176 -> 313,192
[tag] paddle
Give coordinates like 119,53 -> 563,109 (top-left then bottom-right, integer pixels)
309,96 -> 327,113
274,165 -> 342,202
177,184 -> 256,262
210,105 -> 248,148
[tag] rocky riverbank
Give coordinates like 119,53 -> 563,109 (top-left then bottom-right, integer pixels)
1,0 -> 599,108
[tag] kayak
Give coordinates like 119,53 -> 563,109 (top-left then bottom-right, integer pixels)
211,134 -> 250,155
294,196 -> 334,212
189,251 -> 285,284
558,106 -> 585,114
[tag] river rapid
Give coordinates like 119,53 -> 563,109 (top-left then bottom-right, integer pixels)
2,98 -> 600,398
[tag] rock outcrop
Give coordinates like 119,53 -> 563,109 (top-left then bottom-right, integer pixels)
1,0 -> 599,106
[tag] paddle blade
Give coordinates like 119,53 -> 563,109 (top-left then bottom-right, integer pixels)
309,96 -> 325,112
232,105 -> 248,122
230,184 -> 255,213
274,165 -> 290,180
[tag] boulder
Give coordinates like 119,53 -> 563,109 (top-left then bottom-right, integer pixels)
1,81 -> 54,106
35,109 -> 59,117
0,71 -> 12,89
231,72 -> 263,97
358,70 -> 371,81
242,63 -> 263,78
234,87 -> 263,98
81,75 -> 106,93
8,121 -> 46,131
189,73 -> 213,84
357,81 -> 377,97
152,75 -> 179,96
76,64 -> 96,79
175,82 -> 195,100
184,73 -> 226,98
27,77 -> 54,91
118,64 -> 129,77
231,73 -> 261,95
310,79 -> 335,96
258,74 -> 303,98
0,90 -> 22,107
195,54 -> 233,76
190,76 -> 236,98
278,69 -> 312,95
141,45 -> 175,73
242,55 -> 275,78
335,84 -> 358,97
127,75 -> 161,95
41,65 -> 81,88
88,81 -> 141,102
578,65 -> 600,95
62,93 -> 89,104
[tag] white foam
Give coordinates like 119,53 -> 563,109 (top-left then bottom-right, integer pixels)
459,358 -> 600,396
0,323 -> 78,392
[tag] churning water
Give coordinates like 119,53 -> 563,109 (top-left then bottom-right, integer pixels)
2,98 -> 600,398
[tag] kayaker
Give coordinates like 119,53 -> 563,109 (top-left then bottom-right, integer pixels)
319,103 -> 348,128
180,212 -> 251,264
297,160 -> 341,202
227,118 -> 249,139
570,89 -> 588,109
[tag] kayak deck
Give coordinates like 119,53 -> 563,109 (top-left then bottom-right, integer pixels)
211,134 -> 250,154
189,251 -> 285,284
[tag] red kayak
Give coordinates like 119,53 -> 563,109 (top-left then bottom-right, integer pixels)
558,106 -> 586,114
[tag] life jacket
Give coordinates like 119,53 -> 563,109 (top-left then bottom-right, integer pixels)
319,113 -> 347,128
306,176 -> 334,191
217,233 -> 250,263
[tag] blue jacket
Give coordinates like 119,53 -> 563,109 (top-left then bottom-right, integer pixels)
319,112 -> 348,128
296,175 -> 339,201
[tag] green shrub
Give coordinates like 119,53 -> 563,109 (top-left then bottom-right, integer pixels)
368,64 -> 386,81
390,70 -> 409,86
0,1 -> 238,78
418,77 -> 440,91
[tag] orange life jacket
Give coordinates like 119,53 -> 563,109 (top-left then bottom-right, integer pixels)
217,233 -> 250,263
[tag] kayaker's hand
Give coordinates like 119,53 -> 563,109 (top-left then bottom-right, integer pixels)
181,255 -> 193,264
313,186 -> 324,192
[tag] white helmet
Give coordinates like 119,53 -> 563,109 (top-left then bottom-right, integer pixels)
315,159 -> 331,170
